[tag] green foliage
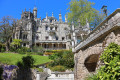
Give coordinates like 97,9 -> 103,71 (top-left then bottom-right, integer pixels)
67,0 -> 105,27
0,43 -> 5,52
17,47 -> 30,54
0,67 -> 3,80
51,65 -> 66,72
17,56 -> 35,69
32,46 -> 44,55
86,43 -> 120,80
85,74 -> 98,80
49,50 -> 74,69
11,39 -> 22,48
63,52 -> 74,68
100,43 -> 120,63
0,16 -> 17,51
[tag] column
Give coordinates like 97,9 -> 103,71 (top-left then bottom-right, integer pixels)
57,43 -> 60,50
52,43 -> 54,50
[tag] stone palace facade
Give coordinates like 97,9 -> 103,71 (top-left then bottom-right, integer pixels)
14,7 -> 71,50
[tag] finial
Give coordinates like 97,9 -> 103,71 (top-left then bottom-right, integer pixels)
46,12 -> 48,17
40,16 -> 41,20
60,10 -> 61,14
52,12 -> 54,17
29,8 -> 31,12
22,10 -> 23,13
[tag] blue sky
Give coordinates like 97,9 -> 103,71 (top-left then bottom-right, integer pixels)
0,0 -> 120,21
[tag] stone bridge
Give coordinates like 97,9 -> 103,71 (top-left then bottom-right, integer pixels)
74,9 -> 120,80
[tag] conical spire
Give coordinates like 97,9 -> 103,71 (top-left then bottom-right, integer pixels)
59,11 -> 62,22
52,12 -> 54,17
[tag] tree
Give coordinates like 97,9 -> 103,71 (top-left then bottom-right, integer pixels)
67,0 -> 105,27
0,16 -> 17,51
11,39 -> 22,49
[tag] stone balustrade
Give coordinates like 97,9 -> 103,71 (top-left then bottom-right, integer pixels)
75,9 -> 120,52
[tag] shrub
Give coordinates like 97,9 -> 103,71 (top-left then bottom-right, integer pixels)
0,43 -> 5,52
63,52 -> 74,68
48,50 -> 74,68
17,47 -> 30,54
44,52 -> 54,55
32,46 -> 44,55
51,65 -> 66,72
0,67 -> 3,80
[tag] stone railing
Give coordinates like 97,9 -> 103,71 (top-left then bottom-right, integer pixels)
35,40 -> 68,43
75,9 -> 120,52
47,72 -> 74,80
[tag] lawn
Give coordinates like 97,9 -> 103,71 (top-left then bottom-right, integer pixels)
0,53 -> 52,65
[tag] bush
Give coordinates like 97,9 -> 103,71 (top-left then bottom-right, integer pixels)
51,65 -> 66,72
32,46 -> 44,55
0,67 -> 3,80
44,52 -> 54,55
17,47 -> 30,54
48,50 -> 74,68
0,43 -> 5,52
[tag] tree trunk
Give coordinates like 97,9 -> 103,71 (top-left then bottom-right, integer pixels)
6,42 -> 10,51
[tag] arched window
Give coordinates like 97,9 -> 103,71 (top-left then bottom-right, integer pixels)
23,34 -> 27,39
36,35 -> 39,40
45,26 -> 48,30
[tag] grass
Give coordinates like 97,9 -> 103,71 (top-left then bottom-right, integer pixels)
0,53 -> 52,66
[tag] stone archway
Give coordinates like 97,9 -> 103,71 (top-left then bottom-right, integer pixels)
84,54 -> 100,72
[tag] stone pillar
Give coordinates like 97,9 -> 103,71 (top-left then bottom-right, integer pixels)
52,43 -> 54,50
36,73 -> 40,80
71,23 -> 77,52
58,43 -> 60,50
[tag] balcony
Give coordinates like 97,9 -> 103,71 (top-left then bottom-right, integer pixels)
47,30 -> 56,35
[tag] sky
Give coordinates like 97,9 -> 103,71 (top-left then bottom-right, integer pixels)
0,0 -> 120,21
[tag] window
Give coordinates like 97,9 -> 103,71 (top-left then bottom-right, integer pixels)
23,43 -> 26,47
56,36 -> 58,40
55,27 -> 57,31
50,27 -> 53,30
36,36 -> 39,40
45,36 -> 49,40
36,27 -> 38,31
23,34 -> 27,39
46,26 -> 48,30
50,20 -> 52,23
54,44 -> 56,48
62,37 -> 65,40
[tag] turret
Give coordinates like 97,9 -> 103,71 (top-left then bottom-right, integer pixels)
59,12 -> 62,22
28,8 -> 31,19
65,15 -> 67,23
86,18 -> 90,33
33,7 -> 37,18
46,13 -> 48,21
52,12 -> 54,17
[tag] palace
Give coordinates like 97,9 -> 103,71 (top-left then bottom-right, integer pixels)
14,7 -> 90,50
